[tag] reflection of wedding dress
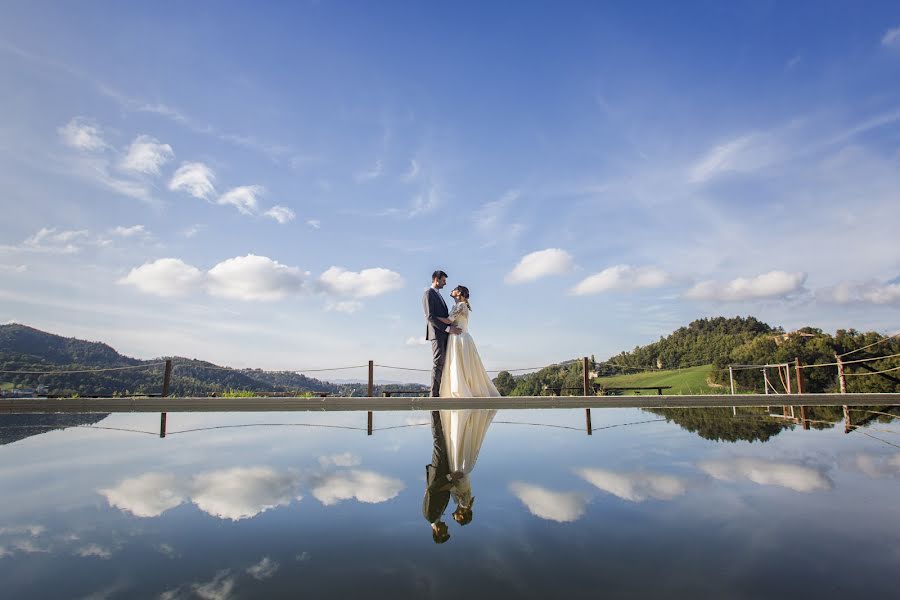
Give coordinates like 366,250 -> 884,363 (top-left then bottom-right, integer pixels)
440,409 -> 497,474
439,302 -> 501,398
440,409 -> 496,508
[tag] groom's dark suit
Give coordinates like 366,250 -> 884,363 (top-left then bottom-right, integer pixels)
423,411 -> 452,524
423,287 -> 450,397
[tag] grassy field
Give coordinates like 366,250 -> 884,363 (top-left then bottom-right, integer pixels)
595,364 -> 718,395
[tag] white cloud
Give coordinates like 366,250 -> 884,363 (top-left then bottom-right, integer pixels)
684,270 -> 807,301
306,219 -> 321,229
102,468 -> 302,522
405,336 -> 429,346
218,185 -> 264,215
246,557 -> 279,581
816,280 -> 900,305
169,162 -> 216,200
119,135 -> 174,175
326,301 -> 363,314
508,482 -> 588,522
570,265 -> 671,295
318,452 -> 362,468
192,570 -> 236,600
310,470 -> 405,506
100,472 -> 187,517
120,254 -> 309,301
110,224 -> 148,238
119,258 -> 205,297
264,205 -> 295,224
318,266 -> 405,298
574,468 -> 688,502
207,254 -> 306,301
505,249 -> 574,284
58,117 -> 107,151
882,27 -> 900,47
0,264 -> 27,273
191,467 -> 301,521
22,227 -> 90,254
698,458 -> 832,493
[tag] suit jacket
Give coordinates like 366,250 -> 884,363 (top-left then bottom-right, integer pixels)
423,411 -> 451,523
423,287 -> 450,341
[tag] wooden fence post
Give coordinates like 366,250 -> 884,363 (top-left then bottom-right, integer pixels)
162,359 -> 173,397
368,360 -> 374,398
794,358 -> 804,395
582,356 -> 590,397
835,353 -> 847,393
729,366 -> 735,395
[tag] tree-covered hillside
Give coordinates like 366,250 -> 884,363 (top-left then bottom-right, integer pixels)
491,317 -> 899,396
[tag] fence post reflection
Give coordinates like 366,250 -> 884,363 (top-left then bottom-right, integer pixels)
160,412 -> 167,438
367,411 -> 373,435
585,408 -> 592,435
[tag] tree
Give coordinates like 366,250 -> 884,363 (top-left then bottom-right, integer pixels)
493,371 -> 515,396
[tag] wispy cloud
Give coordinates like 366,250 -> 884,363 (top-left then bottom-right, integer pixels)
169,162 -> 217,200
119,135 -> 174,175
217,185 -> 263,215
246,557 -> 280,581
58,117 -> 107,151
264,205 -> 296,224
110,224 -> 149,238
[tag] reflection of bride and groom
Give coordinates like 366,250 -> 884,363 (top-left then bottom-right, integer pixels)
422,270 -> 500,543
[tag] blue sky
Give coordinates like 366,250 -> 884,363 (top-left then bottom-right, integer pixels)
1,1 -> 899,382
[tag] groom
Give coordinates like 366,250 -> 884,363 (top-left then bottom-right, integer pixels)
423,270 -> 462,397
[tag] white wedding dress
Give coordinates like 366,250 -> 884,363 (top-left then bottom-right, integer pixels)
438,301 -> 499,507
440,408 -> 497,508
439,302 -> 501,399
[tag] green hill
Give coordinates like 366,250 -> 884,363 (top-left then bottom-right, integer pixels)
597,364 -> 717,395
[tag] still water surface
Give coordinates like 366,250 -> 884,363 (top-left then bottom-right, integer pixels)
1,406 -> 898,598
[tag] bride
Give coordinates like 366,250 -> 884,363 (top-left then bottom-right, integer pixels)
436,285 -> 500,526
436,285 -> 501,399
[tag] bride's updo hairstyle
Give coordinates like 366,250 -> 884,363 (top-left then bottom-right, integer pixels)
453,285 -> 472,311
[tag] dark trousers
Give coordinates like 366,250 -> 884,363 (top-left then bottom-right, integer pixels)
430,334 -> 448,397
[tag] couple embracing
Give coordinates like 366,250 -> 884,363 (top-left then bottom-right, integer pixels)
422,269 -> 501,399
422,270 -> 499,543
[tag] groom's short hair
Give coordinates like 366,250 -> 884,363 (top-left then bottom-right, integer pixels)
432,270 -> 448,281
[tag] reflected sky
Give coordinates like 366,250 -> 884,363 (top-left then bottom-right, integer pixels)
1,407 -> 898,599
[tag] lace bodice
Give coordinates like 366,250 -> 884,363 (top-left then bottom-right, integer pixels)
449,302 -> 470,332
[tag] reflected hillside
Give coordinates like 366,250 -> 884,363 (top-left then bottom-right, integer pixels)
645,405 -> 900,443
0,413 -> 109,446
